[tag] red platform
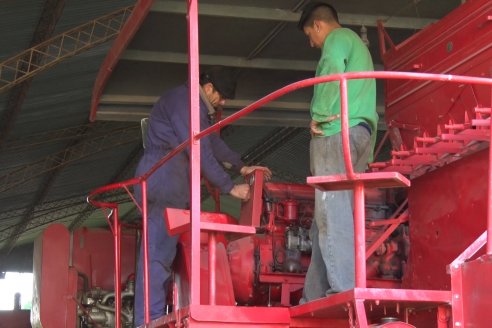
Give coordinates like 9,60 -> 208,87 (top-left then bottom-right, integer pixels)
307,172 -> 410,191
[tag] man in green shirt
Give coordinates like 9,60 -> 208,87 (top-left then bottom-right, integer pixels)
298,2 -> 378,302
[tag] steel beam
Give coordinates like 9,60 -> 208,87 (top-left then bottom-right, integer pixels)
0,0 -> 65,147
96,94 -> 387,129
0,6 -> 133,95
152,0 -> 437,30
1,121 -> 126,151
122,50 -> 318,71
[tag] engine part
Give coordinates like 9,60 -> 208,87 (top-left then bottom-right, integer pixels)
78,276 -> 135,328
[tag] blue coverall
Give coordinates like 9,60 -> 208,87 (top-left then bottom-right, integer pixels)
133,84 -> 245,326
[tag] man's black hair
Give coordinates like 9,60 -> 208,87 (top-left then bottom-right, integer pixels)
199,66 -> 238,99
297,2 -> 339,30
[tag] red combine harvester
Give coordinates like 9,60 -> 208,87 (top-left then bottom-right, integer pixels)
31,0 -> 492,327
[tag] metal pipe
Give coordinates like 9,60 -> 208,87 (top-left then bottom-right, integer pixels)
208,232 -> 217,305
196,72 -> 492,146
113,207 -> 121,328
187,0 -> 201,307
354,181 -> 366,288
141,180 -> 150,324
85,70 -> 492,321
340,77 -> 355,178
95,303 -> 133,322
88,72 -> 492,210
488,86 -> 492,254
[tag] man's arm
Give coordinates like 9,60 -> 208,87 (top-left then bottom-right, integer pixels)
209,133 -> 272,180
209,133 -> 244,172
166,95 -> 235,194
310,34 -> 348,127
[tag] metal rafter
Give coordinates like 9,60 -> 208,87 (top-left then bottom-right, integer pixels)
121,50 -> 318,71
0,124 -> 140,194
1,121 -> 130,152
0,195 -> 89,224
246,0 -> 307,60
0,192 -> 131,246
152,0 -> 437,29
0,5 -> 134,95
0,124 -> 141,254
0,124 -> 93,254
0,0 -> 66,148
0,141 -> 142,255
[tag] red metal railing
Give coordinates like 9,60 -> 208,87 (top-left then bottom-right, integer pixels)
88,70 -> 492,327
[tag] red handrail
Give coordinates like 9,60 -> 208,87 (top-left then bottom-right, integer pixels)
87,71 -> 492,326
88,71 -> 492,208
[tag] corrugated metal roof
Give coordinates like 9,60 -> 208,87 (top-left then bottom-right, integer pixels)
0,0 -> 43,61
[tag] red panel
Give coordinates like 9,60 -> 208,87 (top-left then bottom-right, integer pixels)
173,241 -> 236,308
382,0 -> 492,151
404,149 -> 488,290
461,254 -> 492,326
31,224 -> 72,328
239,169 -> 264,227
190,304 -> 290,324
32,225 -> 136,328
71,228 -> 136,291
227,237 -> 255,304
165,208 -> 192,235
383,0 -> 492,98
165,209 -> 255,238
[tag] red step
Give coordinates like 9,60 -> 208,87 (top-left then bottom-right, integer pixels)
307,172 -> 410,191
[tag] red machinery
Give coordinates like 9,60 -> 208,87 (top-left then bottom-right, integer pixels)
31,225 -> 136,327
78,0 -> 492,327
166,171 -> 407,311
370,0 -> 492,325
31,174 -> 406,327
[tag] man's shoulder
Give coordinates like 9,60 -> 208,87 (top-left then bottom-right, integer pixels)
153,84 -> 188,108
331,27 -> 359,41
162,83 -> 188,99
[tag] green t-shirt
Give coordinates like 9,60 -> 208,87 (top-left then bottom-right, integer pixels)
311,27 -> 378,161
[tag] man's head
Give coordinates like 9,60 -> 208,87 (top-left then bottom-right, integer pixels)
200,66 -> 238,107
298,2 -> 340,49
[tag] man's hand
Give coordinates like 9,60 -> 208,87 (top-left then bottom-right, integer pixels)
230,183 -> 250,201
310,114 -> 340,136
240,166 -> 273,181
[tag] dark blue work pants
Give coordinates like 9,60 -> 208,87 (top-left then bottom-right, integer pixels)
134,204 -> 178,327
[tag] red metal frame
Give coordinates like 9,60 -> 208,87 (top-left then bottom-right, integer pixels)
88,71 -> 492,327
87,2 -> 492,325
90,0 -> 155,122
188,0 -> 201,311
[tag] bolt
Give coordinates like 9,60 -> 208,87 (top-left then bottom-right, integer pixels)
455,322 -> 462,327
454,294 -> 460,299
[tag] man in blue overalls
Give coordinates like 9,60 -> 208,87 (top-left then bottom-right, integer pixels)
133,66 -> 272,326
